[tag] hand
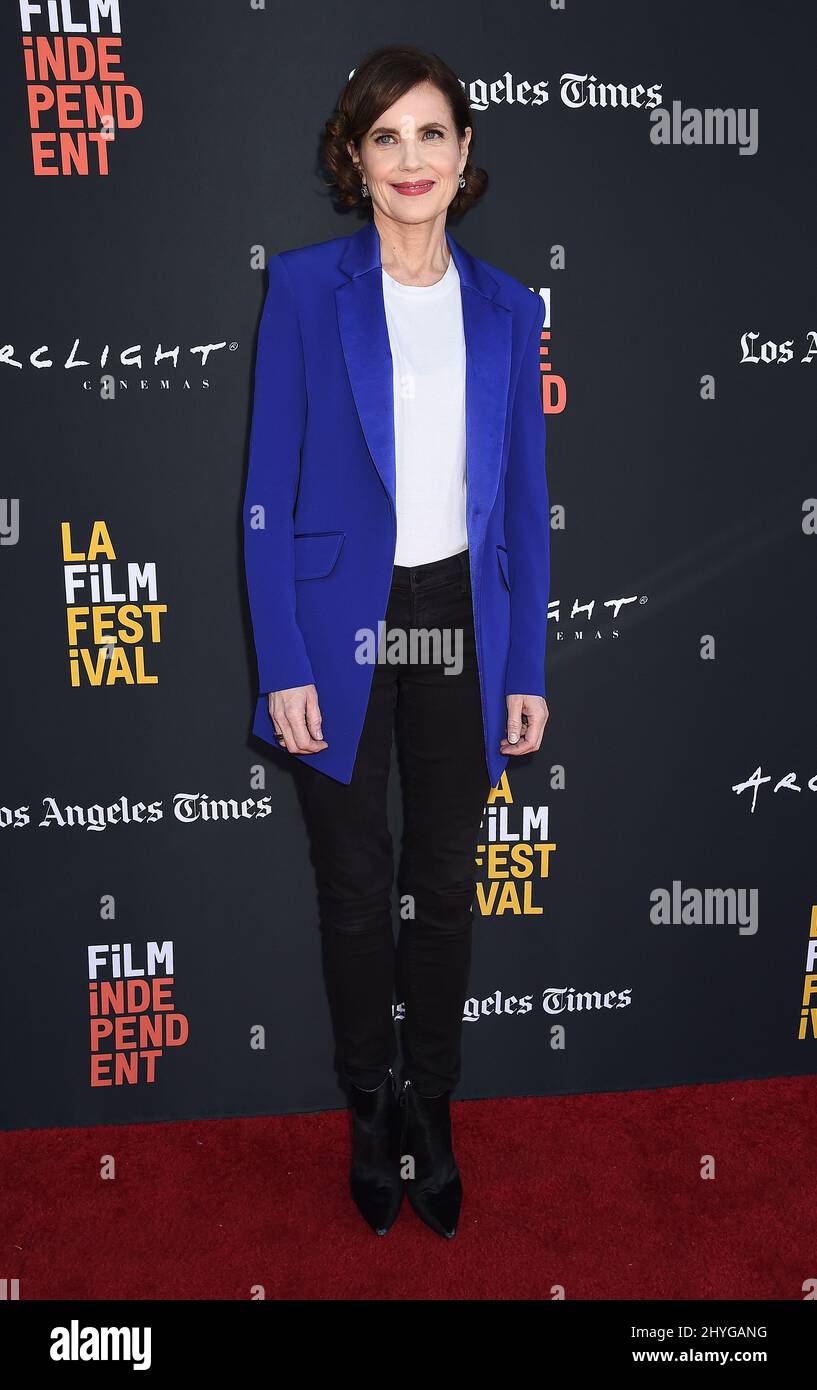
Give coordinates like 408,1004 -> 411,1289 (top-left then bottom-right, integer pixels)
500,694 -> 548,756
268,685 -> 328,754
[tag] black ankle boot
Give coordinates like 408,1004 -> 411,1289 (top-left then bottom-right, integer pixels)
348,1069 -> 404,1236
400,1079 -> 463,1240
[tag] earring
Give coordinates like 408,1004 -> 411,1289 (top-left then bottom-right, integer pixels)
356,167 -> 369,198
361,179 -> 369,197
458,169 -> 465,189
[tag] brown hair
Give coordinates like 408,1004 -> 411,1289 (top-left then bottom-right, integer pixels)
320,44 -> 488,219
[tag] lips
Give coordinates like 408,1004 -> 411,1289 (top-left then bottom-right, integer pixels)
391,180 -> 436,196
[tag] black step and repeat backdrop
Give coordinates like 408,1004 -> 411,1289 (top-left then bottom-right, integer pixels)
3,0 -> 816,1132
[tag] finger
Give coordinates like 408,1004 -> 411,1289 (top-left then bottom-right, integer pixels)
285,701 -> 327,753
304,688 -> 325,743
275,710 -> 300,754
522,710 -> 546,746
501,700 -> 546,754
505,695 -> 524,746
268,692 -> 284,739
500,737 -> 531,755
269,700 -> 284,742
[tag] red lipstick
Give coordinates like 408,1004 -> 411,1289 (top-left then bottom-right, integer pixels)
391,180 -> 435,196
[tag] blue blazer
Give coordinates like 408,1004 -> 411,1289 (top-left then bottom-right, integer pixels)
242,217 -> 549,788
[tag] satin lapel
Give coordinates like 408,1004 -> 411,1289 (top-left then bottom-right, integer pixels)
448,237 -> 513,552
334,219 -> 512,533
335,253 -> 396,506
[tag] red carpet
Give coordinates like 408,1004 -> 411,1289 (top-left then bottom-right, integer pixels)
2,1075 -> 815,1300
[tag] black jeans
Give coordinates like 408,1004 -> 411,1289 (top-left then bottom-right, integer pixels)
290,548 -> 492,1096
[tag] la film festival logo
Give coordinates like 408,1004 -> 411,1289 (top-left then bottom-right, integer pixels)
20,0 -> 143,176
89,940 -> 189,1087
475,771 -> 556,916
798,904 -> 817,1041
62,520 -> 167,686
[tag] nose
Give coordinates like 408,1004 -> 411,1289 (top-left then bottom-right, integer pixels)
397,138 -> 424,174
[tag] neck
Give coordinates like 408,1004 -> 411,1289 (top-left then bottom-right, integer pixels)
373,209 -> 451,286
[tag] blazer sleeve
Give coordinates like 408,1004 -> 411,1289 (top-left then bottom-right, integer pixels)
242,255 -> 316,696
502,294 -> 550,699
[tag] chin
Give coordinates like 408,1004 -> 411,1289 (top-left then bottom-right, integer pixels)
387,198 -> 446,222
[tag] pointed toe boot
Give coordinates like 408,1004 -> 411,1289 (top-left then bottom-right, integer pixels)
401,1079 -> 462,1240
348,1069 -> 404,1236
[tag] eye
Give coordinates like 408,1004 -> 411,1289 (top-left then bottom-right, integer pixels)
373,133 -> 395,145
423,128 -> 444,139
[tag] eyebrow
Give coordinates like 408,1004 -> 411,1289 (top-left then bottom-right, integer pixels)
368,121 -> 449,136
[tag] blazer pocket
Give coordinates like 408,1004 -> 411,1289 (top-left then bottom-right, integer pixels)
293,530 -> 345,581
496,543 -> 511,592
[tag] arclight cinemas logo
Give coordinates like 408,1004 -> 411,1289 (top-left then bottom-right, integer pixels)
0,334 -> 238,390
51,1320 -> 151,1370
89,941 -> 189,1087
20,0 -> 143,176
549,588 -> 646,641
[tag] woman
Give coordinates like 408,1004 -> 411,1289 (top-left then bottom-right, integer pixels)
242,44 -> 550,1240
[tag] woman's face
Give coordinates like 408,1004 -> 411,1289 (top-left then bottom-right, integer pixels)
349,81 -> 471,225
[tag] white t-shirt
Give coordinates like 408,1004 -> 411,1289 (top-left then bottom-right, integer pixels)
381,255 -> 468,567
